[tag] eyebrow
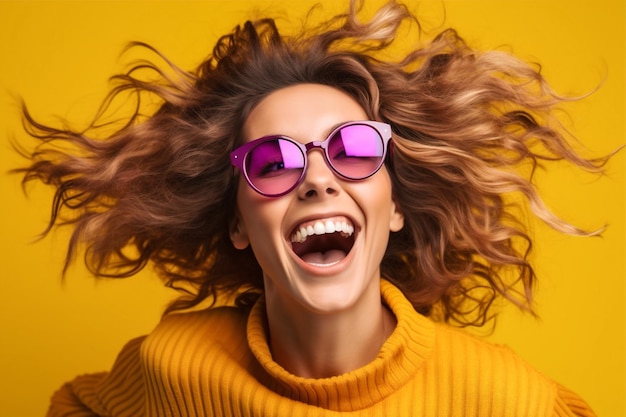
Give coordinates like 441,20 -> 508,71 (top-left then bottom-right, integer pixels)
309,120 -> 359,142
303,120 -> 358,143
325,121 -> 353,137
250,120 -> 361,143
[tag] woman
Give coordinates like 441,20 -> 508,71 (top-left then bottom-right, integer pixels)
16,1 -> 604,415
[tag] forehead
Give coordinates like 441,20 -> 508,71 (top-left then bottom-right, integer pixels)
242,84 -> 368,142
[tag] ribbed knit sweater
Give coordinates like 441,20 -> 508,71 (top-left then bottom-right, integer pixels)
48,281 -> 595,416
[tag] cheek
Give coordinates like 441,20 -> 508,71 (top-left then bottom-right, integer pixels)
366,171 -> 394,208
232,181 -> 263,247
236,182 -> 287,241
237,185 -> 260,230
363,172 -> 402,230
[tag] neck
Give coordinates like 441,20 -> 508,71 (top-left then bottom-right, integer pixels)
264,280 -> 396,379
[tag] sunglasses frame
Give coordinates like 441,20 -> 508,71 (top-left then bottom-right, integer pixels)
230,120 -> 392,197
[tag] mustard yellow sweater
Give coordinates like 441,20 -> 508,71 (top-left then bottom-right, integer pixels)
48,281 -> 595,417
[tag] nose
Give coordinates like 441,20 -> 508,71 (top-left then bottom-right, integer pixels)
296,149 -> 340,199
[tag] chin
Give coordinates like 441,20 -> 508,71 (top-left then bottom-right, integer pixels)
293,277 -> 373,315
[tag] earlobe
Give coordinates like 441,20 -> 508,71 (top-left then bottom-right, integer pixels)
230,216 -> 250,250
389,201 -> 404,232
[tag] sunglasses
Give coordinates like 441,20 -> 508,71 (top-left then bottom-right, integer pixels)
230,120 -> 392,197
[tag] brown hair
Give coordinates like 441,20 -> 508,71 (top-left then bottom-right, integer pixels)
15,0 -> 606,326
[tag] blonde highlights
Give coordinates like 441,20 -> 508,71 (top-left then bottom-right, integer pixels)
15,1 -> 606,326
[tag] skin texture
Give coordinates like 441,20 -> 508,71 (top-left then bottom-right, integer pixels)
231,84 -> 404,378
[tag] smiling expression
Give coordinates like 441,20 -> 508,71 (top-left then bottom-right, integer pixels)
231,83 -> 404,315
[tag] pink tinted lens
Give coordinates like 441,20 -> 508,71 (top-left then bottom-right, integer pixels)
246,138 -> 305,195
328,124 -> 384,178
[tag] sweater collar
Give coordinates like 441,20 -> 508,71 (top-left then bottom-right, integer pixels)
246,280 -> 435,411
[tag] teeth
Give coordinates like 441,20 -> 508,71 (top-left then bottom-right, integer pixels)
291,220 -> 355,243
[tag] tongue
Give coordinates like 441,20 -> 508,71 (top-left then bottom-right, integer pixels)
300,249 -> 346,266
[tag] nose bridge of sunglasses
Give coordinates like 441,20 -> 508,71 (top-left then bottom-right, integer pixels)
304,140 -> 326,153
302,141 -> 332,172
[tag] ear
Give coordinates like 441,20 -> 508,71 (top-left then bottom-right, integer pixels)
230,213 -> 250,250
389,199 -> 404,232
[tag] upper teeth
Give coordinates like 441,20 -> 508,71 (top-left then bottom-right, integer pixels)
291,220 -> 354,243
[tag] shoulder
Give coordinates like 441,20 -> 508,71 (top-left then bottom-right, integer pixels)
431,322 -> 549,380
429,323 -> 560,415
153,305 -> 249,335
48,336 -> 148,417
140,306 -> 254,385
433,322 -> 525,358
138,306 -> 260,411
143,306 -> 250,358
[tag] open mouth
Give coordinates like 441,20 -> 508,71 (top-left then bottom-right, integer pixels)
289,218 -> 356,266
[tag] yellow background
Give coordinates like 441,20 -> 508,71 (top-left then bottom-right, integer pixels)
0,1 -> 623,416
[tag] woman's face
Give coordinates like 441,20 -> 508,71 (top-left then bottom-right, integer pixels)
231,83 -> 404,314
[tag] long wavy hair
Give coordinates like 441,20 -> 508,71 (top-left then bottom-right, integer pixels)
15,0 -> 606,326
